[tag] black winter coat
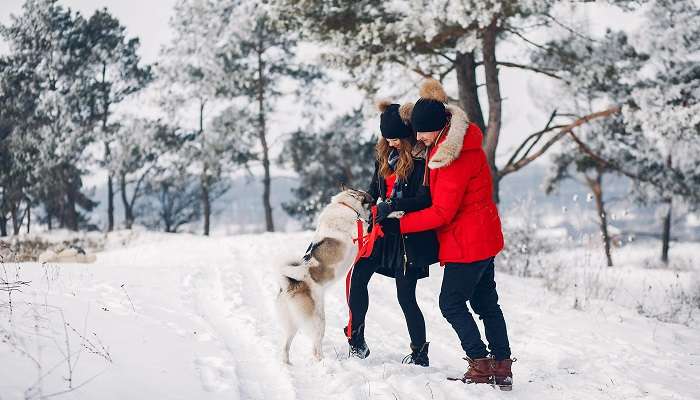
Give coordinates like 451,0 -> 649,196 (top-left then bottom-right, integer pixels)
367,157 -> 439,279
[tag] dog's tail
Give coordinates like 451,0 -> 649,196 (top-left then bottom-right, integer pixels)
279,239 -> 328,292
280,259 -> 310,280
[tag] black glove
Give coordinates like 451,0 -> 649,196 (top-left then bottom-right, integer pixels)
378,216 -> 399,234
375,201 -> 393,223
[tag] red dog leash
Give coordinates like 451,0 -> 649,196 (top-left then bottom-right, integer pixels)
344,205 -> 384,339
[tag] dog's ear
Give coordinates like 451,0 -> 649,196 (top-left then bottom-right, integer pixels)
361,191 -> 374,206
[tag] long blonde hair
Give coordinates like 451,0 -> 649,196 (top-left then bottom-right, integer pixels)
375,136 -> 416,181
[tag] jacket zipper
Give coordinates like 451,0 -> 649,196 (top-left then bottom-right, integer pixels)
402,234 -> 408,276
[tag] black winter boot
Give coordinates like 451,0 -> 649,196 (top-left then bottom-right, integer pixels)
346,324 -> 370,359
402,342 -> 429,367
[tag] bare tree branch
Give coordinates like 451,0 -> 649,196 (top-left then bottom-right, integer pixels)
504,109 -> 564,170
499,106 -> 621,177
542,13 -> 597,42
503,27 -> 550,52
496,61 -> 565,81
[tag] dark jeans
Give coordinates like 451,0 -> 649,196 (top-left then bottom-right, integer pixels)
439,257 -> 511,360
348,258 -> 427,345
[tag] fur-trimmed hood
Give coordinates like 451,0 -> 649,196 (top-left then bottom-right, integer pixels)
428,104 -> 480,169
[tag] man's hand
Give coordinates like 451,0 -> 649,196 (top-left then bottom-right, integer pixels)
375,201 -> 393,223
378,217 -> 399,234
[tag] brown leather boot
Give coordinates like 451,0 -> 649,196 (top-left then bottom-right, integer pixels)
460,357 -> 494,385
492,358 -> 515,391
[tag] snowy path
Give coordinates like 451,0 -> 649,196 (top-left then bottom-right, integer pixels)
1,231 -> 699,399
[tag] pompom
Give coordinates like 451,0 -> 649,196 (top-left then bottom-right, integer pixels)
419,79 -> 448,103
399,102 -> 414,123
376,99 -> 393,113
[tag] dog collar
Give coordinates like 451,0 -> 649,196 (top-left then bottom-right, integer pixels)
337,201 -> 361,219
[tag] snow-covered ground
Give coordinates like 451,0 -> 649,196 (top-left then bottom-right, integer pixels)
1,231 -> 699,399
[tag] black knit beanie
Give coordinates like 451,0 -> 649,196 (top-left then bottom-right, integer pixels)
411,99 -> 448,132
380,104 -> 413,139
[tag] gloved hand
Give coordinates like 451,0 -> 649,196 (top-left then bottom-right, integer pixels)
375,201 -> 393,223
378,216 -> 399,234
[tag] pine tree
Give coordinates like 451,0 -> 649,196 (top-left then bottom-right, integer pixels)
622,0 -> 700,263
270,0 -> 590,203
217,0 -> 322,232
544,117 -> 626,267
159,0 -> 232,236
1,0 -> 99,231
110,117 -> 163,229
279,109 -> 375,228
533,0 -> 700,263
83,8 -> 153,232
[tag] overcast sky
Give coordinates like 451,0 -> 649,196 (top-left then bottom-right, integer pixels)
0,0 -> 176,62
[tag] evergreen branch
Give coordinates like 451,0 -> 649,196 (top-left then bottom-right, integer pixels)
567,129 -> 695,199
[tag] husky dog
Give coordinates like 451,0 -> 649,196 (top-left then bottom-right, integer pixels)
277,188 -> 373,363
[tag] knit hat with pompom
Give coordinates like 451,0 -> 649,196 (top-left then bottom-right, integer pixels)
377,100 -> 413,139
411,79 -> 448,132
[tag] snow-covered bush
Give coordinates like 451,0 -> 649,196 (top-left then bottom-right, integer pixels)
499,198 -> 554,277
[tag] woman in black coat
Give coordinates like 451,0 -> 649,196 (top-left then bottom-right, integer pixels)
345,101 -> 438,366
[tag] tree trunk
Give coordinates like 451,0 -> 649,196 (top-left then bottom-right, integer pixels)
102,64 -> 114,232
26,204 -> 30,234
47,210 -> 52,231
481,17 -> 503,205
660,154 -> 672,264
588,170 -> 613,267
202,168 -> 210,236
454,51 -> 486,133
10,205 -> 20,235
197,100 -> 211,236
65,184 -> 79,231
257,44 -> 274,232
661,197 -> 672,264
106,145 -> 114,232
0,210 -> 6,236
120,172 -> 133,229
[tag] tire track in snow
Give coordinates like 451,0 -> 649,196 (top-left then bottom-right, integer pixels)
187,250 -> 296,400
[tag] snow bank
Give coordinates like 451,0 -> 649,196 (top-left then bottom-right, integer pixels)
1,231 -> 698,399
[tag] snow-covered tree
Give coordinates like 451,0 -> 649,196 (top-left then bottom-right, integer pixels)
544,117 -> 627,267
216,0 -> 322,232
1,0 -> 98,231
534,0 -> 699,263
622,0 -> 700,263
279,109 -> 375,228
271,0 -> 613,203
83,8 -> 153,232
109,117 -> 165,229
158,0 -> 230,236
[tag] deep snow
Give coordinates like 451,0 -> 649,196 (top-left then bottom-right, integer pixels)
1,231 -> 699,399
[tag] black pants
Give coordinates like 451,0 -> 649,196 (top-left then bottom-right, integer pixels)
439,257 -> 511,360
348,258 -> 427,346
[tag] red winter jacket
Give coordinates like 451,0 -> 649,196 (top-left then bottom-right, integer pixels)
399,105 -> 504,264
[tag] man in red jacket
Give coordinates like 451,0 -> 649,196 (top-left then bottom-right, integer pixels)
379,79 -> 513,390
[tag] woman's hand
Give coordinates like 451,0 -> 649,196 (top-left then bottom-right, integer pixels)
375,201 -> 393,223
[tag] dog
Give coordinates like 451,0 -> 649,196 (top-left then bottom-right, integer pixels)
276,188 -> 373,363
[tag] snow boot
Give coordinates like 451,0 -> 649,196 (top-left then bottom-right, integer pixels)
448,356 -> 493,385
345,324 -> 370,359
402,342 -> 429,367
493,358 -> 515,391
